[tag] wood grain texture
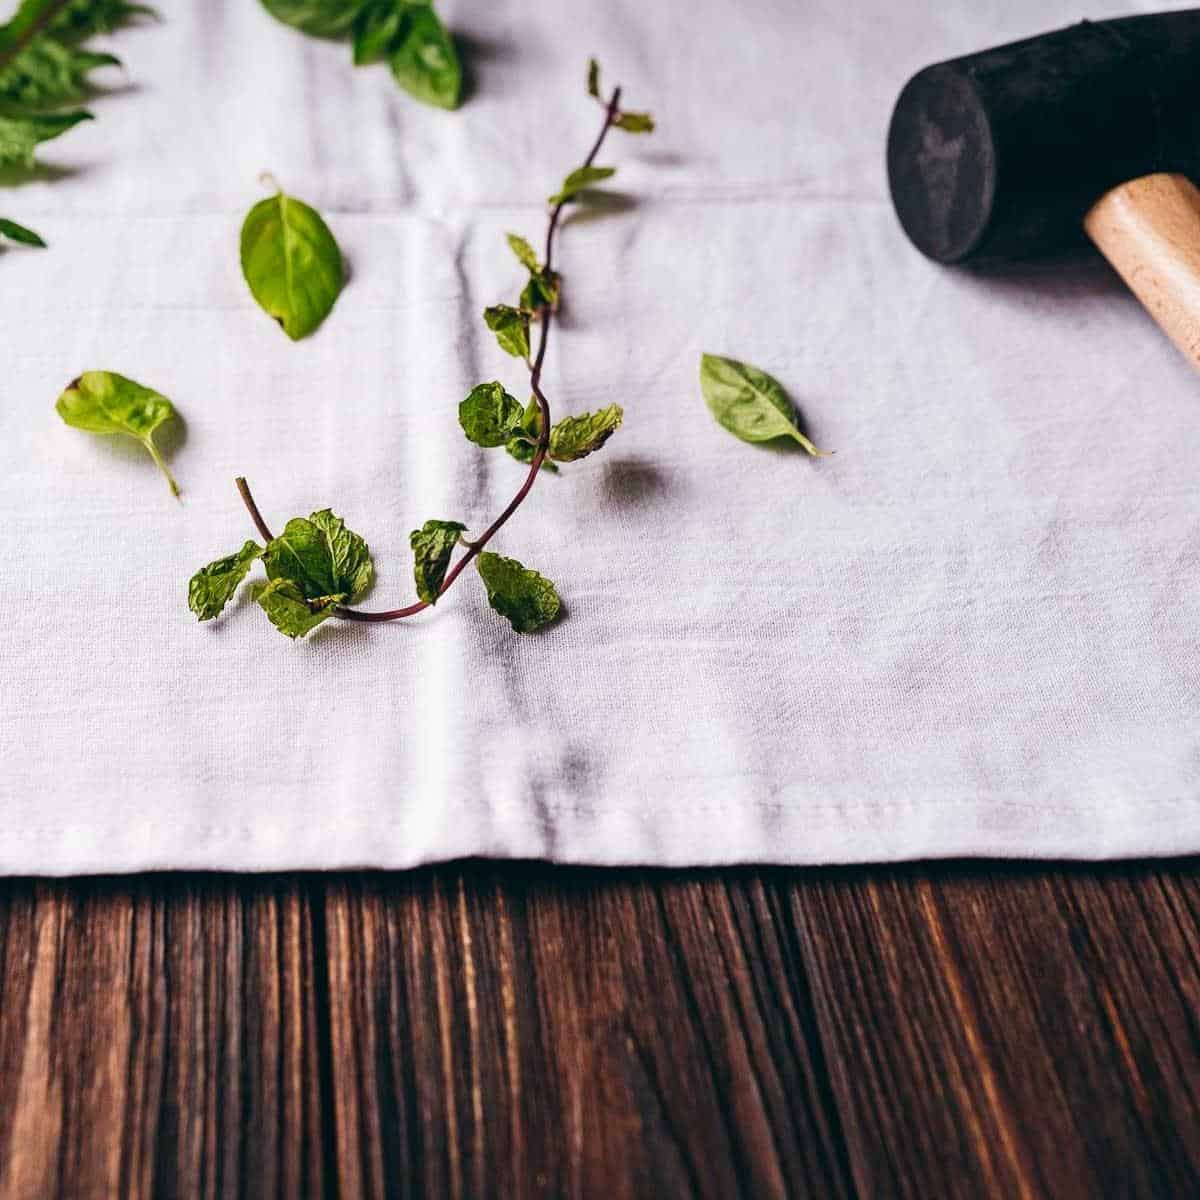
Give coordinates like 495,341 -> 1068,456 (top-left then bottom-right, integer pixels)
0,861 -> 1196,1199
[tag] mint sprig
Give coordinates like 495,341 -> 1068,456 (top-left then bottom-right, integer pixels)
261,0 -> 463,110
197,62 -> 654,639
0,0 -> 154,253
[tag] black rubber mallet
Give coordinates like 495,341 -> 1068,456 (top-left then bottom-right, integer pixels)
887,9 -> 1200,367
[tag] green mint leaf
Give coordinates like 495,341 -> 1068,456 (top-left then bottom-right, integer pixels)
518,394 -> 542,439
352,0 -> 404,65
614,111 -> 654,133
476,552 -> 561,634
389,5 -> 461,110
506,232 -> 539,273
263,509 -> 373,603
258,0 -> 368,39
49,1 -> 157,41
240,188 -> 344,340
0,109 -> 91,169
505,438 -> 559,473
586,57 -> 600,98
253,578 -> 333,640
520,268 -> 560,312
548,404 -> 623,462
0,216 -> 45,247
548,165 -> 616,205
0,37 -> 120,107
188,540 -> 263,621
483,304 -> 531,359
55,370 -> 182,496
410,518 -> 466,604
700,354 -> 831,455
458,381 -> 524,447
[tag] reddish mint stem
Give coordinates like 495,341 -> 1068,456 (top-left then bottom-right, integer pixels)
237,85 -> 624,624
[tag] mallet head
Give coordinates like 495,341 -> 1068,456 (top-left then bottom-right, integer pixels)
887,11 -> 1200,264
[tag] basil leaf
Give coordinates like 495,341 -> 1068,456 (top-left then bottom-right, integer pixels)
0,216 -> 45,247
263,509 -> 372,603
699,354 -> 831,455
506,232 -> 539,273
254,578 -> 334,639
586,57 -> 600,98
0,38 -> 120,107
614,111 -> 654,134
548,165 -> 615,205
548,404 -> 623,462
259,0 -> 367,39
475,552 -> 560,634
458,381 -> 524,447
0,109 -> 91,168
188,540 -> 263,621
55,370 -> 182,496
240,189 -> 344,340
352,0 -> 404,65
483,304 -> 530,359
389,5 -> 460,110
410,519 -> 465,604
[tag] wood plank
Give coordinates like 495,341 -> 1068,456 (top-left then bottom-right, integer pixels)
0,862 -> 1196,1198
0,878 -> 325,1200
320,868 -> 852,1199
793,862 -> 1200,1199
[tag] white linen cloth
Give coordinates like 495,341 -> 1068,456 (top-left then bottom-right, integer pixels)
2,0 -> 1198,874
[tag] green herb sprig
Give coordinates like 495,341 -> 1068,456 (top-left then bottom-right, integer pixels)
261,0 -> 462,111
0,0 -> 155,251
192,60 -> 653,638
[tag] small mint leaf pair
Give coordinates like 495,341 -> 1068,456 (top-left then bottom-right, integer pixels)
188,509 -> 373,639
458,381 -> 623,466
411,517 -> 559,632
504,232 -> 561,316
585,59 -> 654,133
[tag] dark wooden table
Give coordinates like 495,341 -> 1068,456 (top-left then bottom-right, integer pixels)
0,859 -> 1196,1198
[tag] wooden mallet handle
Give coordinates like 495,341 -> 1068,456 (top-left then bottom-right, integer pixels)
1084,173 -> 1200,370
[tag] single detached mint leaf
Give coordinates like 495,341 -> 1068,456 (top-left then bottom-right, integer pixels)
459,381 -> 524,447
352,0 -> 403,65
259,0 -> 367,38
390,5 -> 461,110
254,578 -> 333,640
240,188 -> 344,340
410,518 -> 466,604
56,370 -> 182,496
614,111 -> 654,133
188,540 -> 263,621
548,165 -> 615,205
263,509 -> 373,603
483,304 -> 531,359
699,354 -> 831,456
0,217 -> 45,247
548,404 -> 623,462
476,552 -> 561,634
587,57 -> 600,98
0,109 -> 91,169
0,38 -> 120,107
506,232 -> 539,273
